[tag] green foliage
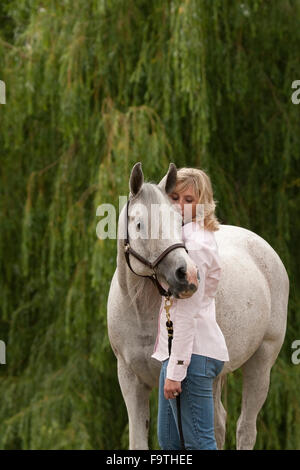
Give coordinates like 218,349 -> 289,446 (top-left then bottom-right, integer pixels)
0,0 -> 299,449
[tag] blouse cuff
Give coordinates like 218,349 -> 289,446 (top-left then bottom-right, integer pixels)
166,354 -> 192,381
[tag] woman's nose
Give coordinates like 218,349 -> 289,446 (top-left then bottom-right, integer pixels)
176,200 -> 183,211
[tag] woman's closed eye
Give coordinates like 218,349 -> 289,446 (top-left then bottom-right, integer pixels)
171,195 -> 193,203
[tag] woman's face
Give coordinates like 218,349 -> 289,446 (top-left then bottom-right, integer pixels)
169,185 -> 198,223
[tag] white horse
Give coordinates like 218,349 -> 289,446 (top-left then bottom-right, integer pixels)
107,162 -> 289,450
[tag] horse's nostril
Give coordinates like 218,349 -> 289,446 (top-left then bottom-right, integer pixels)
175,266 -> 187,281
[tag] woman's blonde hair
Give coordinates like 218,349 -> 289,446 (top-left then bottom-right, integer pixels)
175,167 -> 220,231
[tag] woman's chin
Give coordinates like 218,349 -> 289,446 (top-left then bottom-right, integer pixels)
182,214 -> 194,224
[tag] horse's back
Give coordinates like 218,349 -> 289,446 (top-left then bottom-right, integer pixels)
214,225 -> 289,370
215,225 -> 289,296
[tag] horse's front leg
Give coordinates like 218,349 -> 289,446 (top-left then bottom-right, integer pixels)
117,356 -> 152,450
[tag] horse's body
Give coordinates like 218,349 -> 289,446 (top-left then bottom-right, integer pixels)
107,163 -> 289,450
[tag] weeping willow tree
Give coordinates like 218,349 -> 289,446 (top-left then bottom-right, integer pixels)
0,0 -> 299,449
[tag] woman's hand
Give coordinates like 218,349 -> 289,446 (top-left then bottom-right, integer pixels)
164,378 -> 182,400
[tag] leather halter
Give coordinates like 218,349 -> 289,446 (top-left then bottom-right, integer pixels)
123,197 -> 188,297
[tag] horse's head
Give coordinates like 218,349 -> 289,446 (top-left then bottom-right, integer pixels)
125,162 -> 199,299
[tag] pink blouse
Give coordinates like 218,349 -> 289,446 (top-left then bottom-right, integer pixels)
151,221 -> 229,381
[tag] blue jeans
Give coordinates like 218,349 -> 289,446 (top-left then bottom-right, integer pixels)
157,354 -> 224,450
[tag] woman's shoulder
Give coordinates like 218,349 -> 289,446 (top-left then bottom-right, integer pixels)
182,221 -> 215,245
182,222 -> 220,267
183,223 -> 220,259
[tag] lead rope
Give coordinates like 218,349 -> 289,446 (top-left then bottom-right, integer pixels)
164,296 -> 186,451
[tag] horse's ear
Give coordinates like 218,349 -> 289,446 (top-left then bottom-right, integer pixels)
158,163 -> 177,195
129,161 -> 144,197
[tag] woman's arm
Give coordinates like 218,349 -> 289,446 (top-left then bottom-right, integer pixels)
165,300 -> 198,382
166,237 -> 211,382
205,246 -> 222,299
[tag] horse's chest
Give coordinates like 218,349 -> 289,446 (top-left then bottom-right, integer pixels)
110,311 -> 155,352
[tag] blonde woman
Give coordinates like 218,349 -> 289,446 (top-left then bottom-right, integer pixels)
151,167 -> 229,450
